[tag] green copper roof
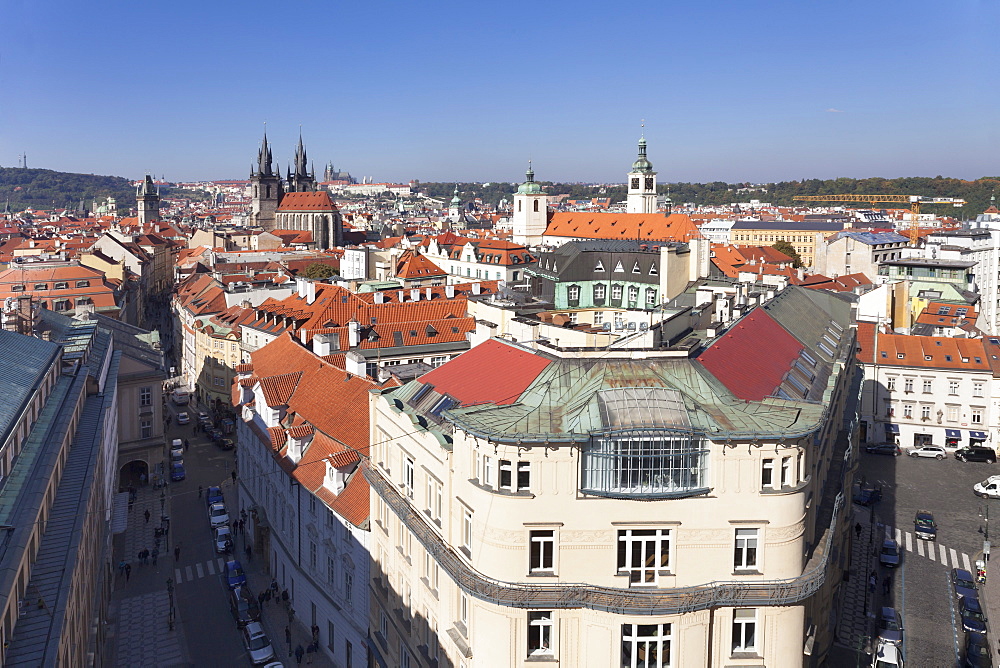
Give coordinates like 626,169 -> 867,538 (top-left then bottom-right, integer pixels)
517,164 -> 544,195
631,136 -> 654,174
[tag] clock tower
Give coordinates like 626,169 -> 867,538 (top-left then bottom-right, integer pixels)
626,136 -> 658,214
511,163 -> 548,246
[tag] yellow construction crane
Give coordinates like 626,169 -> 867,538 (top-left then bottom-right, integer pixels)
792,194 -> 966,245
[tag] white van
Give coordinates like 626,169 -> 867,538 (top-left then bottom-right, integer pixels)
171,389 -> 190,406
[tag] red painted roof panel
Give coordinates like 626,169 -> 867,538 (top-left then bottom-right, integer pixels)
418,339 -> 551,406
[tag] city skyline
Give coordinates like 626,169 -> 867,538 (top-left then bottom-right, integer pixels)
2,0 -> 997,184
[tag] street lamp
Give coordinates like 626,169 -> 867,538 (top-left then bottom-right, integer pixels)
854,634 -> 873,668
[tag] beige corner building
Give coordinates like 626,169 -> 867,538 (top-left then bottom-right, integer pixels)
367,286 -> 859,668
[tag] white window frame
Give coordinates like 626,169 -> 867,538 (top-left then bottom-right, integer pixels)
922,379 -> 932,394
761,458 -> 774,488
973,381 -> 985,398
949,379 -> 959,395
972,408 -> 983,424
403,457 -> 414,498
734,528 -> 759,571
483,455 -> 493,486
622,623 -> 672,668
618,528 -> 672,585
462,507 -> 473,552
732,608 -> 758,654
527,611 -> 553,656
529,529 -> 555,573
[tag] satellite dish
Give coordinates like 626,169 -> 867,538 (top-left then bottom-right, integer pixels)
639,322 -> 649,331
602,322 -> 612,331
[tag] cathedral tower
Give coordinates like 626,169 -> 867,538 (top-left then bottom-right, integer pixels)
136,174 -> 160,226
289,132 -> 316,193
626,136 -> 658,214
511,163 -> 548,246
251,131 -> 282,232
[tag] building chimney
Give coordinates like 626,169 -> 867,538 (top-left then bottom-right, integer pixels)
397,291 -> 405,303
373,291 -> 385,304
313,332 -> 334,356
410,289 -> 420,302
306,281 -> 316,305
445,285 -> 455,299
472,282 -> 481,295
344,350 -> 367,377
348,320 -> 360,347
425,287 -> 433,300
296,277 -> 307,299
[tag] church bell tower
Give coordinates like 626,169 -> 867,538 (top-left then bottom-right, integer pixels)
251,130 -> 282,232
511,163 -> 548,246
626,136 -> 657,214
136,174 -> 160,226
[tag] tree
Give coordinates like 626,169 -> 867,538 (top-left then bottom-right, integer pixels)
300,262 -> 338,279
771,241 -> 802,268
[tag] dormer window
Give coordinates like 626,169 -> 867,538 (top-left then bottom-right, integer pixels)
11,285 -> 24,292
34,283 -> 47,291
54,282 -> 68,289
75,280 -> 89,288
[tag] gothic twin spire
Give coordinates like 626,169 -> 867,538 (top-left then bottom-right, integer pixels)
253,129 -> 314,182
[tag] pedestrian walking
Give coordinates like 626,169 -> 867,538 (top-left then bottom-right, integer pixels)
285,626 -> 292,655
198,485 -> 203,498
137,550 -> 143,564
271,578 -> 279,595
264,589 -> 272,604
174,546 -> 180,562
124,563 -> 131,581
294,644 -> 304,665
883,574 -> 892,595
282,589 -> 289,604
245,544 -> 253,561
854,522 -> 862,539
118,559 -> 126,575
184,439 -> 190,451
140,472 -> 147,486
258,591 -> 265,607
306,642 -> 317,664
128,498 -> 134,512
288,607 -> 295,624
869,571 -> 877,594
311,624 -> 319,644
144,509 -> 151,523
151,548 -> 158,565
231,470 -> 237,484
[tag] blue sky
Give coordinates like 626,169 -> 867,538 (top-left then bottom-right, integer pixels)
2,0 -> 997,184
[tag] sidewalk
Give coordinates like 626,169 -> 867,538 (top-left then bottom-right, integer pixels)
232,498 -> 334,667
831,503 -> 883,660
977,547 -> 999,662
106,484 -> 188,667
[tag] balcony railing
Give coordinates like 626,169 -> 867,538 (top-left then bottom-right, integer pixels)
364,463 -> 843,615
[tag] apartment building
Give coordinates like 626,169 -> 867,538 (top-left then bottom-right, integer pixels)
368,285 -> 858,667
856,323 -> 999,449
729,220 -> 845,268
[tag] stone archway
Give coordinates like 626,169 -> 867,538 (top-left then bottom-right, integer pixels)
119,460 -> 149,492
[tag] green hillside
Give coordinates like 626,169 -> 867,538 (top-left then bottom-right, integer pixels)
0,167 -> 137,213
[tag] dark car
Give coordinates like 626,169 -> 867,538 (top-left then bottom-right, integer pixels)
224,559 -> 247,589
914,511 -> 937,541
217,438 -> 235,451
220,417 -> 235,433
957,447 -> 998,463
170,462 -> 186,481
229,585 -> 261,628
877,606 -> 903,646
206,486 -> 224,506
953,568 -> 979,599
208,428 -> 225,443
965,631 -> 992,667
865,443 -> 901,456
853,486 -> 882,507
879,539 -> 901,568
960,596 -> 988,634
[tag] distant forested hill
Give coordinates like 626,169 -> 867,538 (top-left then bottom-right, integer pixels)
0,167 -> 137,212
417,176 -> 1000,217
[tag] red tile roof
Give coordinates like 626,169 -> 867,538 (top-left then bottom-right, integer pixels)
856,326 -> 990,371
276,191 -> 338,212
417,338 -> 551,406
545,212 -> 702,242
696,309 -> 804,401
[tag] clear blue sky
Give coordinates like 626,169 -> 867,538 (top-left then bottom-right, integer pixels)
2,0 -> 997,184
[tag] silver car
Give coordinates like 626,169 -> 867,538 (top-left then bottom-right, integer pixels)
208,503 -> 229,529
908,445 -> 946,460
242,622 -> 276,664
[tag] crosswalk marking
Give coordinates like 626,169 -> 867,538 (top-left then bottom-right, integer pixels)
217,558 -> 225,571
895,528 -> 902,544
185,565 -> 193,580
196,563 -> 204,578
928,543 -> 935,561
905,532 -> 912,552
916,539 -> 925,557
206,560 -> 215,575
964,553 -> 973,572
950,548 -> 959,569
880,520 -> 974,571
940,544 -> 948,564
174,568 -> 182,583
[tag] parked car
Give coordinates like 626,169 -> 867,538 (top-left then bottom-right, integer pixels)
202,419 -> 216,432
956,446 -> 998,463
242,622 -> 276,665
973,475 -> 1000,498
214,526 -> 234,554
169,450 -> 183,467
170,462 -> 186,481
960,596 -> 989,634
208,428 -> 224,442
229,585 -> 261,628
908,445 -> 946,459
206,486 -> 224,506
208,502 -> 229,529
223,559 -> 247,589
865,443 -> 901,456
197,411 -> 211,425
877,606 -> 903,645
853,486 -> 882,507
952,568 -> 979,599
870,639 -> 903,668
220,417 -> 235,433
176,411 -> 190,425
879,539 -> 901,568
914,511 -> 937,541
964,631 -> 992,668
217,438 -> 235,451
169,438 -> 183,457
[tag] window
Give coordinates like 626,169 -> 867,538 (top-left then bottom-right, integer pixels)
921,405 -> 931,420
732,609 -> 757,654
431,356 -> 447,368
618,529 -> 671,584
903,405 -> 913,419
380,612 -> 389,639
344,571 -> 353,604
972,409 -> 983,424
54,282 -> 68,290
628,286 -> 639,302
462,508 -> 473,552
459,591 -> 469,630
582,434 -> 708,498
140,419 -> 152,439
780,457 -> 791,486
923,379 -> 932,394
612,284 -> 623,300
904,378 -> 913,393
426,477 -> 442,522
400,643 -> 411,668
632,261 -> 642,274
949,379 -> 959,395
646,288 -> 657,305
622,623 -> 671,668
974,381 -> 984,398
567,285 -> 580,301
499,460 -> 512,489
33,283 -> 46,291
403,457 -> 414,498
527,611 -> 553,655
947,405 -> 959,422
594,311 -> 604,325
309,542 -> 317,569
734,528 -> 759,571
529,530 -> 555,572
483,455 -> 493,486
328,557 -> 336,584
139,386 -> 152,407
887,377 -> 896,392
761,459 -> 774,487
517,462 -> 531,491
594,284 -> 606,300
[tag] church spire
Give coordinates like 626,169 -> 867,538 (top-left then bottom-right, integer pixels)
294,130 -> 308,178
256,129 -> 274,177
